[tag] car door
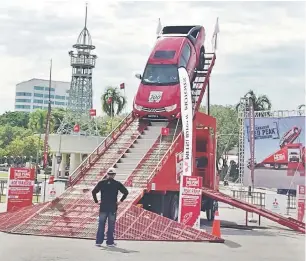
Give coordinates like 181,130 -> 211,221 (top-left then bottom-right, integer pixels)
180,43 -> 191,75
179,42 -> 196,78
186,40 -> 197,74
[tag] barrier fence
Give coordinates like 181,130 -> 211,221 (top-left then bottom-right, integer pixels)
231,189 -> 297,211
0,180 -> 298,211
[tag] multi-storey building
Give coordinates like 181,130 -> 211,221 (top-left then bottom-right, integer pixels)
15,78 -> 70,112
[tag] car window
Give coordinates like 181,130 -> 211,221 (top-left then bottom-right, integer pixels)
179,56 -> 187,68
154,50 -> 176,59
182,44 -> 191,63
142,64 -> 179,85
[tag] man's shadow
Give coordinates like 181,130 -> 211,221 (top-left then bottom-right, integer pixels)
100,246 -> 139,254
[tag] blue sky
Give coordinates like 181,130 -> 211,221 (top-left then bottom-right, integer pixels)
0,1 -> 305,114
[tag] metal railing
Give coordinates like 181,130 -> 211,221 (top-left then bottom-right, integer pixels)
69,112 -> 134,186
231,189 -> 297,210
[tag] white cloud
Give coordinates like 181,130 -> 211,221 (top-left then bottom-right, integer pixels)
0,0 -> 305,115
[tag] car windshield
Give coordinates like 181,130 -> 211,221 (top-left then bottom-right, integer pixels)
142,64 -> 179,85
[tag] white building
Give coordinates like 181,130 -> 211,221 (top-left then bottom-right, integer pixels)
15,78 -> 70,112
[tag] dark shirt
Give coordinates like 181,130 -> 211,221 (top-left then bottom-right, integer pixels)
92,178 -> 129,212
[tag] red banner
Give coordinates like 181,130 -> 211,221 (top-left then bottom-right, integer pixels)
297,185 -> 305,222
178,176 -> 202,229
7,168 -> 35,212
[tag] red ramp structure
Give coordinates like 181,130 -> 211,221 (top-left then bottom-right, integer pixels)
0,49 -> 304,242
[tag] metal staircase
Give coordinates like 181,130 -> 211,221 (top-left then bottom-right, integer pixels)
125,121 -> 182,187
115,122 -> 168,183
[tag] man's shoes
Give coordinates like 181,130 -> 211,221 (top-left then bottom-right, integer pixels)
106,243 -> 117,247
95,244 -> 102,247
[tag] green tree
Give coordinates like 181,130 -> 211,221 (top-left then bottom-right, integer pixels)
236,90 -> 272,111
201,105 -> 239,161
28,109 -> 54,134
52,108 -> 66,132
5,135 -> 44,158
22,135 -> 44,158
0,111 -> 30,128
5,138 -> 24,157
0,125 -> 32,148
98,115 -> 125,136
101,87 -> 127,117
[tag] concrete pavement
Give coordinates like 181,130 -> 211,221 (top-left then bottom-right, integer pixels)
0,202 -> 305,261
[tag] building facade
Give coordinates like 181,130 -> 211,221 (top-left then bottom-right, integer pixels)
15,78 -> 70,112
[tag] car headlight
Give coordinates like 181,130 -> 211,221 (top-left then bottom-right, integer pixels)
165,104 -> 177,112
134,104 -> 143,110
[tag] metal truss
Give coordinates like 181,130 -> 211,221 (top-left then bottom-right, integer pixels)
236,97 -> 247,186
57,5 -> 99,136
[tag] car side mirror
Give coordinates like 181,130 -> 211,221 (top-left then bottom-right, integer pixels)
135,73 -> 142,80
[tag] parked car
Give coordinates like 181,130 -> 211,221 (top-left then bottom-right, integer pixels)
133,25 -> 206,121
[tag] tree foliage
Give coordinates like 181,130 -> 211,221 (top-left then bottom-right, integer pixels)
101,87 -> 127,117
28,109 -> 55,134
0,111 -> 30,128
201,105 -> 239,161
97,116 -> 125,136
236,90 -> 272,111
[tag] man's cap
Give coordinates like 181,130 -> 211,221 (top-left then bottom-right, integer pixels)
107,167 -> 116,175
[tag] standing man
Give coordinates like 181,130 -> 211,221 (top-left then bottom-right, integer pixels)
92,167 -> 129,247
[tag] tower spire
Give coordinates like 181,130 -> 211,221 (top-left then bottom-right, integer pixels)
57,4 -> 98,136
84,2 -> 88,29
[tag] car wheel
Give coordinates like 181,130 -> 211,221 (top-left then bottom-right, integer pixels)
198,49 -> 205,70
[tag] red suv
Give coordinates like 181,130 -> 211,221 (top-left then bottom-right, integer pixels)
133,25 -> 206,121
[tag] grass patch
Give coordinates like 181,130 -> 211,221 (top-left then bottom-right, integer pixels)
0,172 -> 8,179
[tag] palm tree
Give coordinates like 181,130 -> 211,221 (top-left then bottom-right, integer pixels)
236,90 -> 272,111
101,87 -> 127,117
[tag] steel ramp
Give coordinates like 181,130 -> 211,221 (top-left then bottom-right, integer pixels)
0,187 -> 223,242
202,187 -> 305,233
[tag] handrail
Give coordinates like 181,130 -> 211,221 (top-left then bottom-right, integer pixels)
193,53 -> 216,114
69,112 -> 134,186
145,131 -> 183,187
125,122 -> 175,187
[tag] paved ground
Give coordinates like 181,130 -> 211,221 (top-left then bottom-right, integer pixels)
0,202 -> 305,261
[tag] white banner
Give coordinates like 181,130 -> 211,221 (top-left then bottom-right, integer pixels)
178,67 -> 193,176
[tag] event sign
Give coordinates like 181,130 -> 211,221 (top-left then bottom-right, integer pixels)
6,168 -> 35,212
178,67 -> 193,176
265,193 -> 287,215
178,176 -> 202,229
244,115 -> 305,189
296,185 -> 305,222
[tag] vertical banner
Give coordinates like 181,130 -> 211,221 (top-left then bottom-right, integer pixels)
249,98 -> 255,189
6,168 -> 35,212
297,185 -> 305,222
178,176 -> 202,229
178,67 -> 193,176
175,152 -> 183,183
